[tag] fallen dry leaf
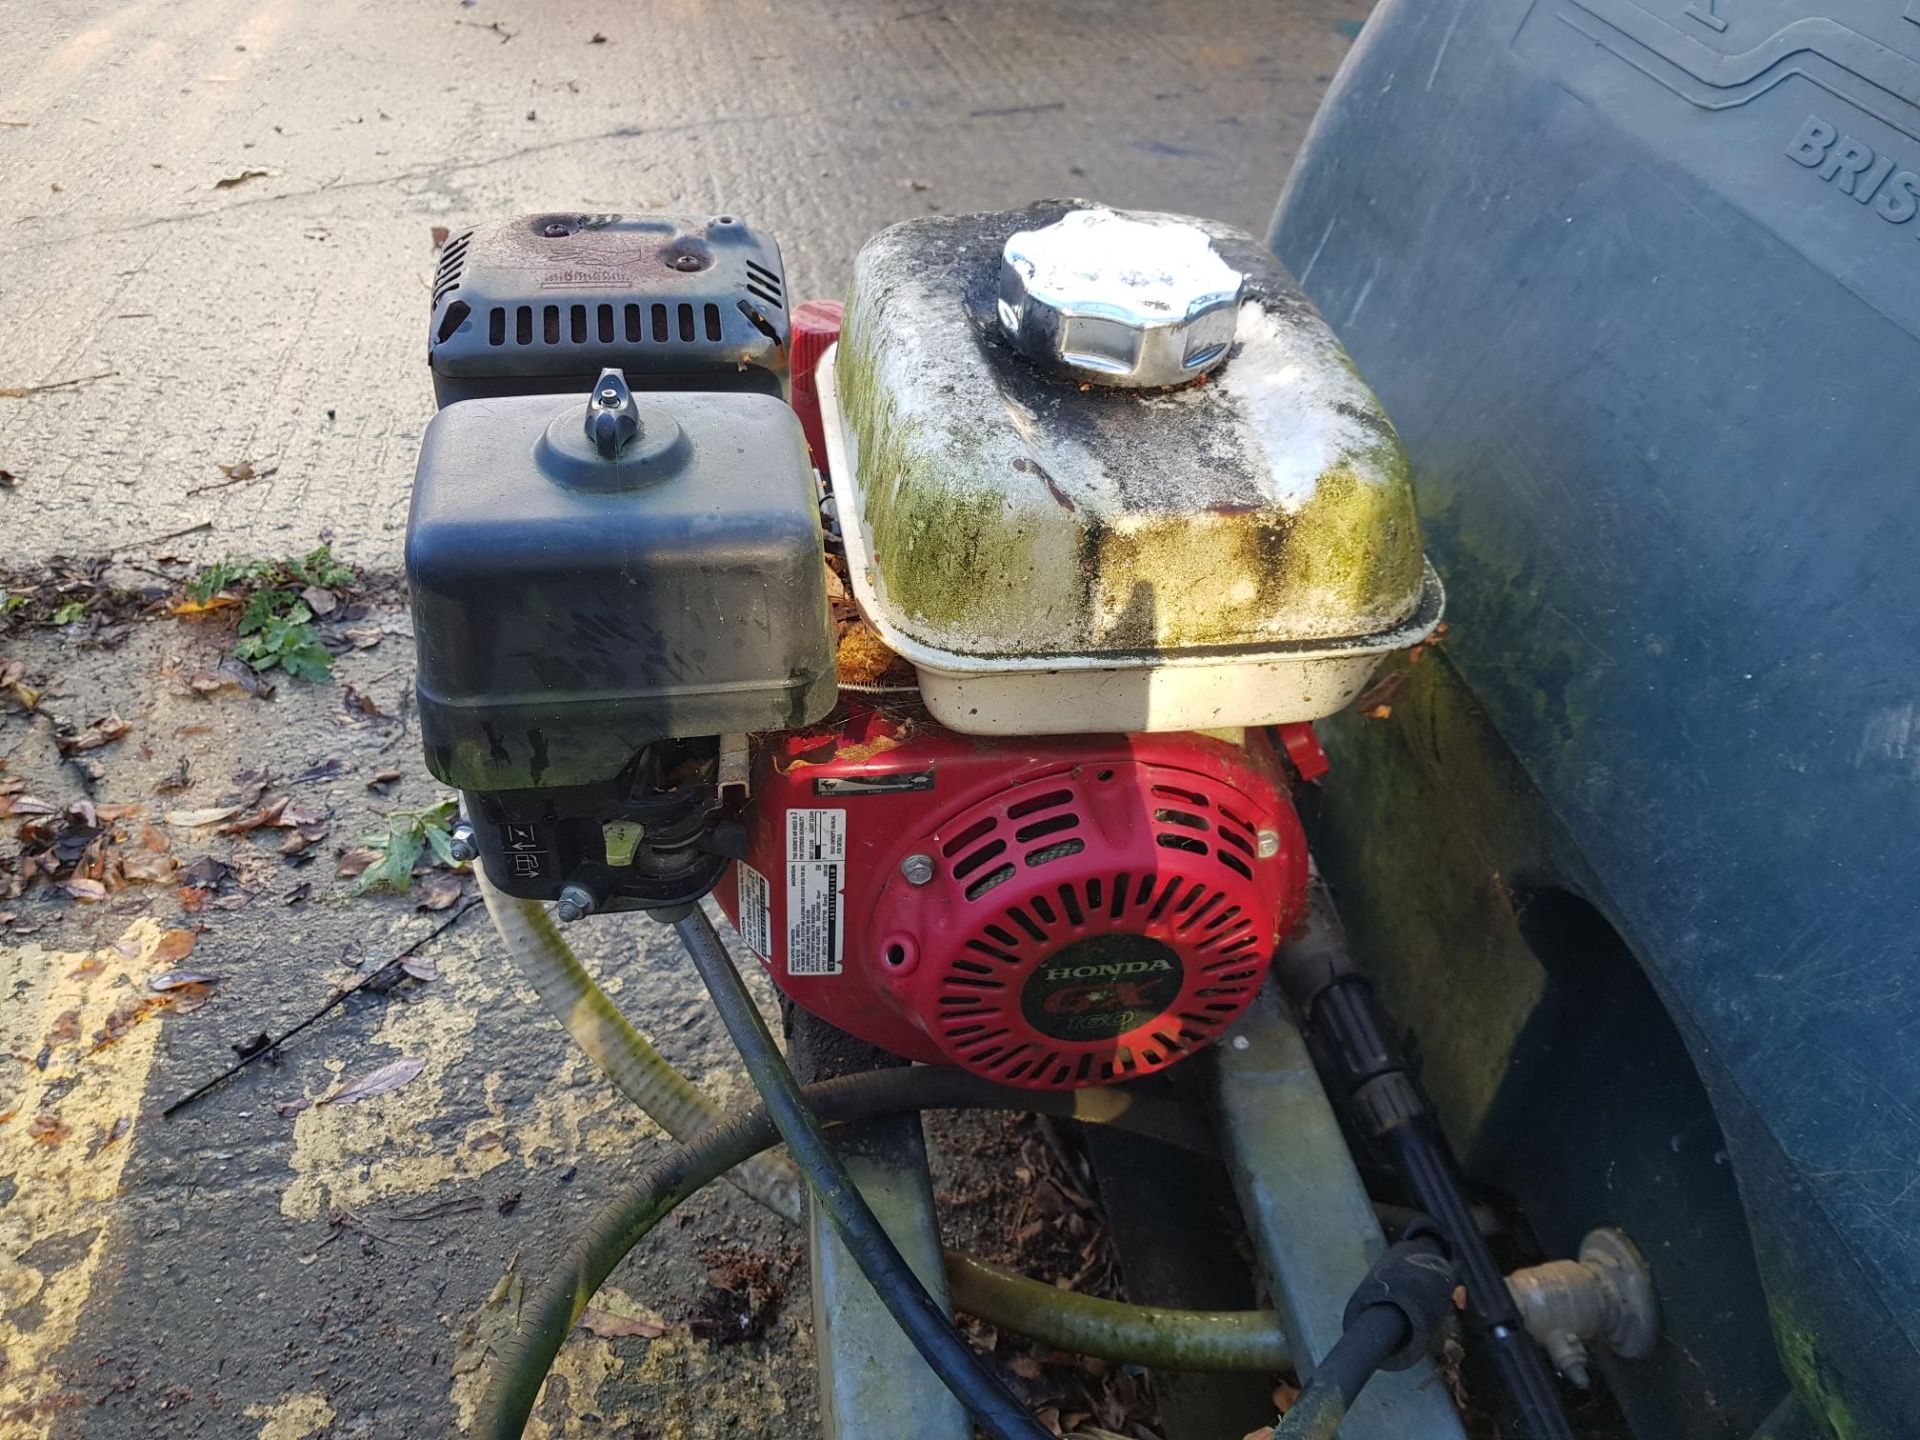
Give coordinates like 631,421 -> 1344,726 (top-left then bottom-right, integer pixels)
147,970 -> 216,992
165,804 -> 245,828
1,661 -> 39,711
414,872 -> 463,912
27,1113 -> 70,1148
578,1310 -> 666,1340
321,1056 -> 426,1107
60,877 -> 107,902
91,995 -> 170,1050
335,847 -> 381,879
55,714 -> 132,754
172,594 -> 242,617
399,954 -> 438,982
343,627 -> 383,650
149,929 -> 197,965
342,684 -> 384,718
213,167 -> 274,190
120,851 -> 177,884
218,657 -> 275,698
180,856 -> 234,890
218,795 -> 289,833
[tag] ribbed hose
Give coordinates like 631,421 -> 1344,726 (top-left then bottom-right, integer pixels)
477,872 -> 801,1219
944,1252 -> 1292,1373
475,1064 -> 1211,1440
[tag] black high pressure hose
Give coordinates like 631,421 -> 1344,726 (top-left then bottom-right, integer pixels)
1273,1226 -> 1459,1439
1272,1306 -> 1412,1440
1274,878 -> 1575,1440
661,904 -> 1055,1440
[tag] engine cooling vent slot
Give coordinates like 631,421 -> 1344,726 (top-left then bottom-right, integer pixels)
744,257 -> 785,310
432,231 -> 473,306
931,865 -> 1269,1089
902,759 -> 1293,1091
943,787 -> 1086,903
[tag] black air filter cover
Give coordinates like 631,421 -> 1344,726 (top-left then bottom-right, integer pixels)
428,213 -> 789,406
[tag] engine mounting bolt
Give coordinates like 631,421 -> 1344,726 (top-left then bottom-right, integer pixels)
1256,829 -> 1281,859
447,821 -> 478,864
900,853 -> 935,886
554,882 -> 597,923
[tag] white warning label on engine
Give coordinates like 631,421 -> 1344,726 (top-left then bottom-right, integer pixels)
736,862 -> 773,961
785,808 -> 846,976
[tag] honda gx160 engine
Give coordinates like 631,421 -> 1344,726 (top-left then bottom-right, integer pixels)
407,202 -> 1441,1090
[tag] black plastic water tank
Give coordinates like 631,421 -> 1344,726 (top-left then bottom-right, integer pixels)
1273,5 -> 1920,1438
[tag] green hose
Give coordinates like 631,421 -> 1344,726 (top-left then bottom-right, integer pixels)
477,872 -> 801,1219
476,1065 -> 1213,1440
475,884 -> 1313,1427
943,1252 -> 1291,1374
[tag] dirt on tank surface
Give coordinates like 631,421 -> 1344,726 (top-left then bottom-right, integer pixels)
834,201 -> 1428,662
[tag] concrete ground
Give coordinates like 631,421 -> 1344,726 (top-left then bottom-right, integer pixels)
0,3 -> 1368,1438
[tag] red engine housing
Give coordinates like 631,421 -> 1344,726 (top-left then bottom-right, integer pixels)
715,704 -> 1311,1089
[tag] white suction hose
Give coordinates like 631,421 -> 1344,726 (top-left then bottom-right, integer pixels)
477,869 -> 802,1220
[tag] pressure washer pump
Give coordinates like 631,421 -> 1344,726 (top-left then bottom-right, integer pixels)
407,203 -> 1440,1090
408,207 -> 1646,1440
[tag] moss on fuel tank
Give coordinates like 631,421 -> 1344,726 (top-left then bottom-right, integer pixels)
836,294 -> 1064,644
832,204 -> 1434,662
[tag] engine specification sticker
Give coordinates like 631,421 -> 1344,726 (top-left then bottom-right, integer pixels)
736,862 -> 773,961
785,808 -> 846,976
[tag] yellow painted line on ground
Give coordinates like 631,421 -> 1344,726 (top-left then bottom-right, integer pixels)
243,1391 -> 334,1440
0,919 -> 182,1438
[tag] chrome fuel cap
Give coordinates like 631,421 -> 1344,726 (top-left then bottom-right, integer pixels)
996,207 -> 1245,388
